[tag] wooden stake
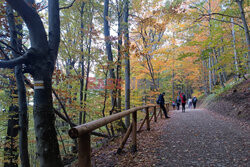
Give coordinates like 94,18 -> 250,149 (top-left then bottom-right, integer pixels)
131,111 -> 137,152
149,113 -> 154,122
146,107 -> 150,131
154,106 -> 157,122
78,133 -> 91,167
117,124 -> 132,154
137,116 -> 146,132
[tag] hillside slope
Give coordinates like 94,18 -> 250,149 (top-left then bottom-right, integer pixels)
202,79 -> 250,123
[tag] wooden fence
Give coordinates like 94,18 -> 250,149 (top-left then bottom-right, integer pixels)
68,103 -> 169,167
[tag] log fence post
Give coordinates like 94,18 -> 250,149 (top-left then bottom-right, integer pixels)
131,111 -> 137,152
146,107 -> 150,131
154,106 -> 157,122
117,124 -> 132,154
69,104 -> 163,166
78,133 -> 91,167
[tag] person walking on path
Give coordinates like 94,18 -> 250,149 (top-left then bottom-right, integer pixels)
188,98 -> 192,109
172,101 -> 176,110
157,92 -> 170,118
176,96 -> 181,110
180,93 -> 186,112
192,96 -> 198,109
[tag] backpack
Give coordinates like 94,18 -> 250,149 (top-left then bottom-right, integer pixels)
193,97 -> 197,103
182,94 -> 186,102
156,94 -> 161,104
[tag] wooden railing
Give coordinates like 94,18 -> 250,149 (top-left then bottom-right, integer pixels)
68,103 -> 169,167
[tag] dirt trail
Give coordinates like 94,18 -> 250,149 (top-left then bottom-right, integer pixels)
93,109 -> 250,167
155,109 -> 250,167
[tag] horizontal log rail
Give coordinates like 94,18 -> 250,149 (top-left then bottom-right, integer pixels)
68,103 -> 169,167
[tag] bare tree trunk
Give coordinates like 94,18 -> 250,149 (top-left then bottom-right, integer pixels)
6,4 -> 30,166
236,0 -> 250,71
231,18 -> 239,75
172,68 -> 175,100
208,0 -> 213,93
79,2 -> 85,125
215,48 -> 225,88
117,0 -> 122,114
3,0 -> 63,166
4,105 -> 19,167
208,55 -> 212,92
211,53 -> 217,85
104,0 -> 116,137
83,6 -> 93,123
124,0 -> 130,128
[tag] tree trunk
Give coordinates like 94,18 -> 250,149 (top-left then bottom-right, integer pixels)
236,0 -> 250,71
33,74 -> 62,166
104,0 -> 116,137
231,18 -> 239,74
208,55 -> 212,92
79,2 -> 85,125
117,0 -> 122,114
6,4 -> 30,166
4,105 -> 19,167
83,7 -> 93,124
124,0 -> 130,128
4,0 -> 63,166
172,68 -> 175,100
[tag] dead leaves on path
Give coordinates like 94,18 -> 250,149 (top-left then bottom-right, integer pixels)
92,119 -> 166,167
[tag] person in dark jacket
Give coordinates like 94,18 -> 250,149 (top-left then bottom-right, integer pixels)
192,96 -> 198,109
158,92 -> 170,118
176,96 -> 181,110
180,93 -> 186,112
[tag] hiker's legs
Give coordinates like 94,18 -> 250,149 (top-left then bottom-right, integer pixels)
193,103 -> 196,109
160,104 -> 168,118
182,103 -> 185,112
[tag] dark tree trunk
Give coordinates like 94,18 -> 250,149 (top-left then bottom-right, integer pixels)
4,105 -> 19,167
4,0 -> 63,166
117,0 -> 122,114
236,0 -> 250,71
124,0 -> 130,127
79,2 -> 85,125
6,4 -> 30,166
104,0 -> 116,109
83,7 -> 93,124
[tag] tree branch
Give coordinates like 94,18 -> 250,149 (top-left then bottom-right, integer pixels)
0,53 -> 28,68
6,0 -> 48,50
59,0 -> 77,10
0,45 -> 10,60
211,18 -> 244,29
24,78 -> 109,138
0,40 -> 22,55
202,13 -> 240,19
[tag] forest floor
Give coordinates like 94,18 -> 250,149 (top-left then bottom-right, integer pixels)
90,108 -> 250,167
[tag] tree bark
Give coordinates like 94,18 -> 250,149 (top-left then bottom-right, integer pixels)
4,105 -> 19,167
6,4 -> 30,166
231,18 -> 239,74
79,2 -> 85,125
117,0 -> 122,114
124,0 -> 130,128
104,0 -> 116,109
83,6 -> 93,124
236,0 -> 250,71
5,0 -> 63,166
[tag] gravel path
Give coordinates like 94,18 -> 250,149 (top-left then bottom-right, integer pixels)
155,109 -> 250,167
